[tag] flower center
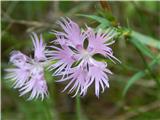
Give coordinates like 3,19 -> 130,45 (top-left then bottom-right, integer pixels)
31,61 -> 44,77
81,49 -> 91,60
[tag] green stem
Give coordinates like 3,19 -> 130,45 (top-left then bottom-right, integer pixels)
76,95 -> 81,120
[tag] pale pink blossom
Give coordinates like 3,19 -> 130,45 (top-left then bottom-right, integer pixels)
5,33 -> 49,100
49,18 -> 120,97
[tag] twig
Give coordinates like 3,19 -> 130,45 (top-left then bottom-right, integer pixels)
2,18 -> 51,28
2,10 -> 53,28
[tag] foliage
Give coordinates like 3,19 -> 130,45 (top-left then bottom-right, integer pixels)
1,1 -> 160,120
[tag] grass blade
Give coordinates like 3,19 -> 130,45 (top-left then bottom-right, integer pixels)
123,54 -> 160,97
122,71 -> 146,97
77,14 -> 111,27
131,31 -> 160,50
130,38 -> 155,59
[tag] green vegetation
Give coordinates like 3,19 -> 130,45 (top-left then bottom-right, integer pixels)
1,1 -> 160,120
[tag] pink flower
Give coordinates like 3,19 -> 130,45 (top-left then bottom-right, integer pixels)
49,18 -> 120,97
52,17 -> 87,48
5,33 -> 49,100
9,51 -> 29,68
19,66 -> 48,100
47,44 -> 75,77
31,33 -> 47,61
5,18 -> 120,99
87,27 -> 120,63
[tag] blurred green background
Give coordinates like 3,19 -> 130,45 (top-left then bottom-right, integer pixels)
1,1 -> 160,120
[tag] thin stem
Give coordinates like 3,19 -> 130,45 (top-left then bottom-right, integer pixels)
76,95 -> 81,120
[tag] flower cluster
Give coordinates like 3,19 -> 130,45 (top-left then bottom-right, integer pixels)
5,17 -> 120,100
5,33 -> 49,100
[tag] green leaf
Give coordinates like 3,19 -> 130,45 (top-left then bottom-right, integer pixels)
130,38 -> 155,59
123,54 -> 160,97
131,31 -> 160,50
77,14 -> 111,27
97,23 -> 108,29
122,71 -> 146,97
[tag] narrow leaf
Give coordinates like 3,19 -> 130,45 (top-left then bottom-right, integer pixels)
77,14 -> 111,27
130,38 -> 155,59
122,71 -> 146,97
123,55 -> 160,96
131,31 -> 160,50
